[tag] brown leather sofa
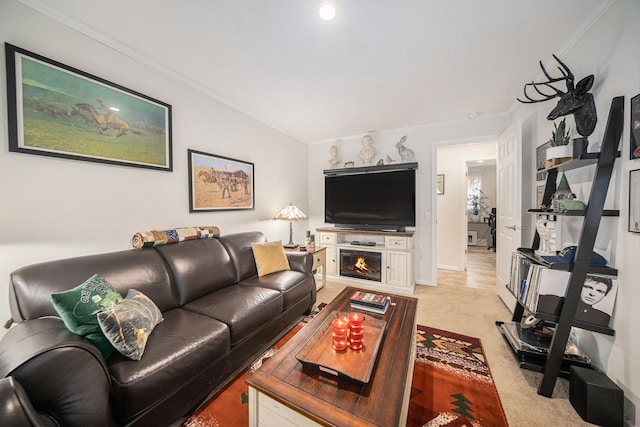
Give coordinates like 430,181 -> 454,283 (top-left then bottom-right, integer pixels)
0,231 -> 316,426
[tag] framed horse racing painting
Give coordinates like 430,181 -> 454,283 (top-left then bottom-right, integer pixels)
5,43 -> 172,171
188,149 -> 255,212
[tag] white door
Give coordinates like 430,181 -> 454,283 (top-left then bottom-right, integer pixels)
496,121 -> 522,311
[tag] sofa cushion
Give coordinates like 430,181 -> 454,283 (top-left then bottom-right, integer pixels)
50,274 -> 123,358
251,241 -> 291,277
155,238 -> 237,305
107,308 -> 230,423
98,290 -> 163,361
239,270 -> 314,310
183,285 -> 282,346
217,232 -> 267,282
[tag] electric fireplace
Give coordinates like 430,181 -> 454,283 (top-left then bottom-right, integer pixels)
340,249 -> 382,282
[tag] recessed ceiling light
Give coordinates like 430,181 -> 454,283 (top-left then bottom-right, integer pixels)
319,2 -> 336,21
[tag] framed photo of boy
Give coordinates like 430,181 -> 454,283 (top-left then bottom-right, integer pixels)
5,43 -> 172,171
188,149 -> 254,212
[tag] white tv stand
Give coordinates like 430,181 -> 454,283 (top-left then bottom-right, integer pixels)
315,227 -> 415,295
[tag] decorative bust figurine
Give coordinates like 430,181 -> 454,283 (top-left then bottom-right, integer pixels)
329,145 -> 341,168
359,135 -> 376,166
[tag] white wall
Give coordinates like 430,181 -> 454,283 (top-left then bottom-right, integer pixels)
307,116 -> 509,286
436,141 -> 496,270
512,0 -> 640,423
0,1 -> 311,330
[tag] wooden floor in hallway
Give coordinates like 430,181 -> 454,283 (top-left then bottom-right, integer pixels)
437,245 -> 496,290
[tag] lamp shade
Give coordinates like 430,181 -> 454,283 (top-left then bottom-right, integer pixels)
273,204 -> 307,221
273,203 -> 307,248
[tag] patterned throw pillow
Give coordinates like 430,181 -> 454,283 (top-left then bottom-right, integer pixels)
251,241 -> 291,277
50,274 -> 123,358
97,289 -> 163,360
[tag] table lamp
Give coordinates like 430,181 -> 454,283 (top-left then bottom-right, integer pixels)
273,203 -> 307,248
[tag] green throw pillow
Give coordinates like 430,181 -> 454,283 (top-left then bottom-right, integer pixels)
97,289 -> 163,360
50,274 -> 123,357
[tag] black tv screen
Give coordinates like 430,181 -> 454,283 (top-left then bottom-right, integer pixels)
324,169 -> 416,230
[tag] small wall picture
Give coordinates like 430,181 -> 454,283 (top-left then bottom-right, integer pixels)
631,94 -> 640,159
437,174 -> 445,195
629,168 -> 640,233
188,149 -> 254,212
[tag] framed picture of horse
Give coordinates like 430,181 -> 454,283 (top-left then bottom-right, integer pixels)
5,43 -> 172,171
188,149 -> 255,212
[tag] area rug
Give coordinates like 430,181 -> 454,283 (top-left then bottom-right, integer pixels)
184,312 -> 507,427
409,325 -> 508,427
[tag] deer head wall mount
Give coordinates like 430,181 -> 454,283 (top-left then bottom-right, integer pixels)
518,55 -> 597,137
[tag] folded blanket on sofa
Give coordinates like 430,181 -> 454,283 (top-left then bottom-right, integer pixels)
132,226 -> 221,249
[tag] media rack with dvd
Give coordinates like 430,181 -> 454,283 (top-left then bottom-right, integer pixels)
498,97 -> 624,397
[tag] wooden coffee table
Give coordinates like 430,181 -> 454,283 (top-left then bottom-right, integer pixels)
246,286 -> 418,427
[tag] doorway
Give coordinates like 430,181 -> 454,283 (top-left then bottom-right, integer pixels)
467,160 -> 497,250
435,140 -> 497,288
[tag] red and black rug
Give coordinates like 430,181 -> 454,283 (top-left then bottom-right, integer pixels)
184,314 -> 507,427
409,325 -> 508,427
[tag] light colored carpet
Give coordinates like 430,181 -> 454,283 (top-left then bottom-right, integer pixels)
318,276 -> 596,427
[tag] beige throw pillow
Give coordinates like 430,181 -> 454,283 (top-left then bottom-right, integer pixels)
251,241 -> 291,277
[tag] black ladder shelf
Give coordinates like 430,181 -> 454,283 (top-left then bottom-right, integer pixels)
513,96 -> 625,397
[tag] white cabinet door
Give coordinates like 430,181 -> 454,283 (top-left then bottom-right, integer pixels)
385,250 -> 408,287
324,245 -> 337,275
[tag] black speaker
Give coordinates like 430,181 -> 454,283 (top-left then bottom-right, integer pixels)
569,366 -> 624,427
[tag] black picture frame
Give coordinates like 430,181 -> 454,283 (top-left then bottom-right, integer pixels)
188,149 -> 255,212
5,43 -> 172,171
631,94 -> 640,159
629,169 -> 640,233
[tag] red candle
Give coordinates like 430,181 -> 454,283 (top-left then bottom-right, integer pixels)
348,312 -> 365,350
349,329 -> 364,341
349,338 -> 363,350
332,317 -> 349,336
332,337 -> 348,351
332,336 -> 348,351
348,312 -> 364,327
332,316 -> 349,351
349,324 -> 363,334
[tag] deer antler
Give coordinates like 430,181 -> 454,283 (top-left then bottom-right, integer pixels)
517,54 -> 574,104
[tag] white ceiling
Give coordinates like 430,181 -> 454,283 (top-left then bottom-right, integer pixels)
31,0 -> 611,143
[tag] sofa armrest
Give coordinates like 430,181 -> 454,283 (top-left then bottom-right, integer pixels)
286,252 -> 313,274
0,318 -> 116,427
0,377 -> 55,427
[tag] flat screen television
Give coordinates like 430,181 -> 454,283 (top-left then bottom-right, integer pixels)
324,168 -> 416,231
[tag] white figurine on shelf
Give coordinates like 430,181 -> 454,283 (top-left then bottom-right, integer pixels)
329,145 -> 341,168
396,135 -> 415,162
535,218 -> 557,256
359,135 -> 376,166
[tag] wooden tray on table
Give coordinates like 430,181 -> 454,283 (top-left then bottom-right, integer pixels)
295,311 -> 387,384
